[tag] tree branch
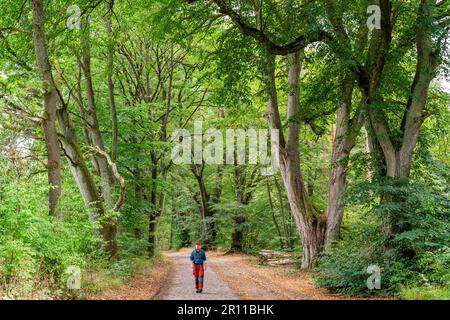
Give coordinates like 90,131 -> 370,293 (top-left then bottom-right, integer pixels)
188,0 -> 330,55
88,146 -> 126,212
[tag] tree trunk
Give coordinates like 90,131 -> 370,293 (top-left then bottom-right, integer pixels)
267,180 -> 284,248
280,152 -> 327,268
325,159 -> 347,245
148,218 -> 156,256
273,176 -> 294,249
230,185 -> 245,251
191,163 -> 222,248
230,164 -> 257,252
80,17 -> 116,208
104,16 -> 119,162
364,0 -> 442,258
230,212 -> 246,252
265,51 -> 326,269
169,210 -> 174,249
57,107 -> 118,258
325,81 -> 364,246
31,0 -> 62,218
208,159 -> 224,246
147,151 -> 159,256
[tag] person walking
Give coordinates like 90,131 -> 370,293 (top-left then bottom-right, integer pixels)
190,241 -> 207,293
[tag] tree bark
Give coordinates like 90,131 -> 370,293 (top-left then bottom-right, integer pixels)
325,80 -> 365,246
265,51 -> 326,269
57,106 -> 118,258
267,179 -> 284,248
80,17 -> 116,208
31,0 -> 62,218
104,16 -> 119,162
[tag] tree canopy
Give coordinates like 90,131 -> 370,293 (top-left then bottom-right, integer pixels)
0,0 -> 448,299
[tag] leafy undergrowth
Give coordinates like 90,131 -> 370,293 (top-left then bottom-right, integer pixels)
314,181 -> 449,300
400,286 -> 450,300
86,255 -> 173,300
0,177 -> 168,300
0,254 -> 170,300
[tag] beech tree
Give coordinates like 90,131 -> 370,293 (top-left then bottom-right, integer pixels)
31,0 -> 62,218
324,0 -> 449,250
0,0 -> 448,299
183,0 -> 449,267
183,0 -> 336,267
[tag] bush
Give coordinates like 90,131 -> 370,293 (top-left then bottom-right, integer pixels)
0,175 -> 102,298
401,286 -> 450,300
314,180 -> 449,298
314,217 -> 387,295
0,240 -> 37,297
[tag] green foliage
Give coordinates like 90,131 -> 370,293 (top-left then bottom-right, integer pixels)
0,173 -> 102,298
315,178 -> 450,297
0,0 -> 449,301
401,286 -> 450,300
314,215 -> 385,295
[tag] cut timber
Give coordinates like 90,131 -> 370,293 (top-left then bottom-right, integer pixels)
259,250 -> 297,266
267,258 -> 295,266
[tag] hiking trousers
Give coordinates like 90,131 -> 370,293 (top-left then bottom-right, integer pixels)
192,264 -> 204,289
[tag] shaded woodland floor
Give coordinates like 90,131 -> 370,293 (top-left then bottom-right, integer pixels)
206,250 -> 344,300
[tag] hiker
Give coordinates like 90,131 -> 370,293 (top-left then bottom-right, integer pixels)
190,241 -> 207,293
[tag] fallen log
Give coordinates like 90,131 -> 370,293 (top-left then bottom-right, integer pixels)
267,258 -> 295,266
258,250 -> 297,265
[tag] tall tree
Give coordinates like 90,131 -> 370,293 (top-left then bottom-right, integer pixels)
79,16 -> 116,209
365,0 -> 448,250
230,165 -> 258,252
324,0 -> 448,251
31,0 -> 62,217
184,0 -> 331,267
322,0 -> 368,246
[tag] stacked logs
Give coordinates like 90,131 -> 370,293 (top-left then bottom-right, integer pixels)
258,250 -> 297,266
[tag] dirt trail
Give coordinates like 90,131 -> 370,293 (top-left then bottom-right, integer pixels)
89,249 -> 376,300
210,252 -> 336,300
155,250 -> 240,300
156,249 -> 350,300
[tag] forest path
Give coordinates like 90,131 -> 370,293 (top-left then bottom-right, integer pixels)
155,249 -> 343,300
155,250 -> 240,300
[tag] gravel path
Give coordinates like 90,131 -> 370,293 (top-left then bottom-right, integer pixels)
156,251 -> 240,300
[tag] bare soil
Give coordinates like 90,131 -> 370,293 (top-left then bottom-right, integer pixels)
209,251 -> 343,300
